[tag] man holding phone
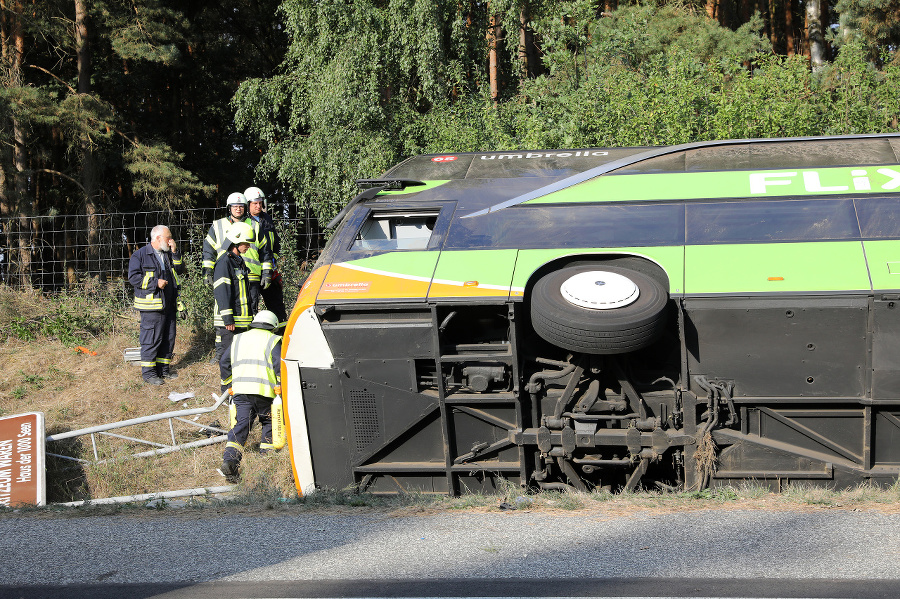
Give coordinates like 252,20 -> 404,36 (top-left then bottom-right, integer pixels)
128,224 -> 185,385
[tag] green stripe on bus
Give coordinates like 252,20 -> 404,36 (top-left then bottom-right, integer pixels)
343,251 -> 439,279
432,249 -> 517,290
862,240 -> 900,291
685,241 -> 870,294
376,180 -> 451,196
526,166 -> 900,205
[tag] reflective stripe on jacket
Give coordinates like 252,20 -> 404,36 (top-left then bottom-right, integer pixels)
213,251 -> 253,327
202,217 -> 232,270
230,328 -> 282,398
128,243 -> 184,312
241,218 -> 273,280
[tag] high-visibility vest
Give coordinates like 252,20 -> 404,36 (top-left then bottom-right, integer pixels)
230,328 -> 281,398
242,218 -> 272,281
202,217 -> 231,271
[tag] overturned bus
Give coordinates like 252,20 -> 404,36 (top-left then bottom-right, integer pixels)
281,133 -> 900,495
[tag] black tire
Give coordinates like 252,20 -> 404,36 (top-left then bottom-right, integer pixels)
530,264 -> 668,354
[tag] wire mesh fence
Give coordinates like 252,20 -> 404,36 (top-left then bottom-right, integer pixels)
0,205 -> 324,307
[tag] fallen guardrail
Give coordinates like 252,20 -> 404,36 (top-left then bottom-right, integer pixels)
46,391 -> 230,464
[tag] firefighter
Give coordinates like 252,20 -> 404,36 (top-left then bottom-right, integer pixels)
202,192 -> 271,289
219,309 -> 282,483
213,221 -> 255,392
127,224 -> 185,385
244,187 -> 286,326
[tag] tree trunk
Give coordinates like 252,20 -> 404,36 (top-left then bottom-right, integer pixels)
785,0 -> 795,56
75,0 -> 100,279
806,0 -> 825,70
2,0 -> 32,286
518,5 -> 537,82
488,12 -> 500,104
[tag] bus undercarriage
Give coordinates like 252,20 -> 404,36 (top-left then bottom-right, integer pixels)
299,292 -> 900,494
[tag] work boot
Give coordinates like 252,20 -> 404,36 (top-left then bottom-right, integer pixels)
220,460 -> 240,483
160,369 -> 179,380
143,375 -> 165,386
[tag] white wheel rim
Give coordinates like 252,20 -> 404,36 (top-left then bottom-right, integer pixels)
560,270 -> 639,310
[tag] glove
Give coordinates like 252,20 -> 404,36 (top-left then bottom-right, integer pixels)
204,268 -> 214,286
261,269 -> 272,290
274,385 -> 282,396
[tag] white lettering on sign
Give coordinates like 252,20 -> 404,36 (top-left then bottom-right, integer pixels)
0,467 -> 10,506
0,439 -> 12,469
16,422 -> 32,483
16,465 -> 31,484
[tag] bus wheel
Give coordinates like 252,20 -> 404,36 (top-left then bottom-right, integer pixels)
530,264 -> 668,354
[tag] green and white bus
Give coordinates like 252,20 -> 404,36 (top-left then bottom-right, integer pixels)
282,133 -> 900,495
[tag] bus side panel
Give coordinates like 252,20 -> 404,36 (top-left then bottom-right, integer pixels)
294,365 -> 354,490
427,249 -> 518,300
684,296 -> 868,398
863,239 -> 900,399
684,242 -> 871,295
317,252 -> 440,302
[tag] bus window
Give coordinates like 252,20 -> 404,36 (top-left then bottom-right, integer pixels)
352,211 -> 439,251
444,203 -> 685,249
855,197 -> 900,239
686,199 -> 860,244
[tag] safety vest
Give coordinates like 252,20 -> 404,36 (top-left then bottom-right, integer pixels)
202,217 -> 231,271
230,328 -> 281,398
242,218 -> 272,281
204,216 -> 268,281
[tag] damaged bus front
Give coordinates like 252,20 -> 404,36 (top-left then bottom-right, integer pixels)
282,134 -> 900,495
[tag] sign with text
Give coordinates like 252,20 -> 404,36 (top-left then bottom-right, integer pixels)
0,413 -> 45,507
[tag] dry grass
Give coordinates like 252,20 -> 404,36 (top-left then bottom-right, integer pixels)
0,311 -> 231,503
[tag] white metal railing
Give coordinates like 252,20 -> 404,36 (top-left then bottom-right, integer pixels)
46,391 -> 230,464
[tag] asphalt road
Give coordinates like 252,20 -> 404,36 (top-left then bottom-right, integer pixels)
1,507 -> 899,599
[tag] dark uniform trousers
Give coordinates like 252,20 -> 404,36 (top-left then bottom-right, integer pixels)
223,393 -> 273,463
259,277 -> 287,324
216,326 -> 247,392
140,309 -> 177,379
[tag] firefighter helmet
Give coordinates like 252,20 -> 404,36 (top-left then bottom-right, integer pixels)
244,186 -> 266,210
251,310 -> 279,330
226,192 -> 248,207
226,221 -> 255,246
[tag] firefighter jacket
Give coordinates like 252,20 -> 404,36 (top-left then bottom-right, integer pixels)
249,212 -> 280,269
230,327 -> 282,398
242,218 -> 273,281
203,216 -> 272,282
213,250 -> 253,328
128,243 -> 184,312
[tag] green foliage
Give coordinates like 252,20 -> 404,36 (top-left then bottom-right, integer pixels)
125,143 -> 216,210
178,226 -> 216,335
0,280 -> 125,346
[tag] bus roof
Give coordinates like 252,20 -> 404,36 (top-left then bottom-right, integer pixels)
374,134 -> 900,217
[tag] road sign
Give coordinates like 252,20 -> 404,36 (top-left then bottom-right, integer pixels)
0,413 -> 45,507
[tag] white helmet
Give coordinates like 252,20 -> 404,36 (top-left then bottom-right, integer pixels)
251,310 -> 279,330
244,187 -> 266,210
225,221 -> 255,245
226,192 -> 248,215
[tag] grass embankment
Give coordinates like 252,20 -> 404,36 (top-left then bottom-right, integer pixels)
2,285 -> 900,514
0,284 -> 256,502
